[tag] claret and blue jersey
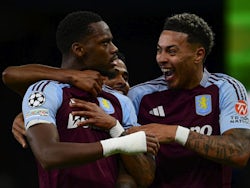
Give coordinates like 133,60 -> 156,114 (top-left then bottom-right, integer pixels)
22,80 -> 139,188
127,68 -> 250,188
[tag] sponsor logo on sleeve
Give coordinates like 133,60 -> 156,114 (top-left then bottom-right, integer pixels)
235,100 -> 248,116
25,108 -> 49,118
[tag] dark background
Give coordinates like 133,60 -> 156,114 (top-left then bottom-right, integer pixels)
1,1 -> 242,188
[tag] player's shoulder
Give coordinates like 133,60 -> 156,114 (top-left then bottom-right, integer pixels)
131,75 -> 166,88
128,75 -> 167,97
28,80 -> 70,91
205,70 -> 248,100
103,85 -> 130,101
207,71 -> 245,88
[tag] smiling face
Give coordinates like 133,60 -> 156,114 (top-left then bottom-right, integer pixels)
104,58 -> 130,95
156,30 -> 205,90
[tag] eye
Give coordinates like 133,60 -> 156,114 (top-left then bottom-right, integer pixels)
167,48 -> 177,56
123,74 -> 129,82
156,46 -> 162,54
109,70 -> 119,79
102,41 -> 109,46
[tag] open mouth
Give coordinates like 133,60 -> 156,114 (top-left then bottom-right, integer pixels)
161,68 -> 173,77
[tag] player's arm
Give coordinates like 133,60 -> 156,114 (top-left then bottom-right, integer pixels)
2,64 -> 103,96
128,123 -> 250,168
120,151 -> 156,187
116,159 -> 137,188
26,121 -> 157,170
11,96 -> 114,149
69,98 -> 159,187
3,64 -> 104,149
27,122 -> 102,169
186,128 -> 250,167
23,82 -> 158,170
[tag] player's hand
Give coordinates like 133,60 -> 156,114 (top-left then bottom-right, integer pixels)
68,70 -> 106,97
69,98 -> 116,129
145,133 -> 160,156
127,123 -> 177,144
12,112 -> 28,148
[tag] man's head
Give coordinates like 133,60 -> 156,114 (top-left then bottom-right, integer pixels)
105,52 -> 130,95
162,13 -> 214,59
56,11 -> 118,77
156,13 -> 214,90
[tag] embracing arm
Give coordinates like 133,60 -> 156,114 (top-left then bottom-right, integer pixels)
69,99 -> 159,187
27,123 -> 103,169
128,124 -> 250,168
2,64 -> 103,96
27,122 -> 156,170
185,128 -> 250,168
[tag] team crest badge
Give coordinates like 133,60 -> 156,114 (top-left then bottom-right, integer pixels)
97,97 -> 114,114
28,91 -> 46,107
195,95 -> 212,116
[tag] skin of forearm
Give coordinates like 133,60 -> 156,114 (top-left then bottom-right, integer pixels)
27,124 -> 104,170
29,140 -> 104,170
186,128 -> 250,168
120,153 -> 156,187
2,64 -> 70,96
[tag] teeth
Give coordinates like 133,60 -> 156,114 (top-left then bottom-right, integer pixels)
161,68 -> 172,76
161,68 -> 170,73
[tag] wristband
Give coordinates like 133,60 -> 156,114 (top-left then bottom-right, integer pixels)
100,131 -> 147,157
175,126 -> 190,146
120,130 -> 127,137
109,120 -> 125,137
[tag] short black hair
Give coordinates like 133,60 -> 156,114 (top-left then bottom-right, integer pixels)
56,11 -> 103,54
163,13 -> 214,59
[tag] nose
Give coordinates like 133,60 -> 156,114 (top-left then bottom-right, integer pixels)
116,75 -> 127,85
156,52 -> 169,65
110,42 -> 118,54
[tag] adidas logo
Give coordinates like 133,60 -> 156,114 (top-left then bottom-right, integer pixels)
149,106 -> 165,117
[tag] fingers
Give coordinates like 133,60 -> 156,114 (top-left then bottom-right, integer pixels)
70,98 -> 97,110
89,73 -> 104,96
12,112 -> 28,148
126,126 -> 141,134
12,127 -> 28,148
146,134 -> 160,156
90,82 -> 102,97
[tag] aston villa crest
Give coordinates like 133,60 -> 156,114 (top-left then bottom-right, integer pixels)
195,95 -> 212,116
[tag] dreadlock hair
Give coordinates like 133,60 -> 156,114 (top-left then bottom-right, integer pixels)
56,11 -> 103,54
163,13 -> 215,60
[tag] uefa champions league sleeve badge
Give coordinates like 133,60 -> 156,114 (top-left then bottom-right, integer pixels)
28,91 -> 46,107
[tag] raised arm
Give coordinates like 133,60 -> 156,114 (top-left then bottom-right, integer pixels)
2,64 -> 104,96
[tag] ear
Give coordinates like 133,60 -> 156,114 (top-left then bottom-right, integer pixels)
194,47 -> 205,64
71,42 -> 85,57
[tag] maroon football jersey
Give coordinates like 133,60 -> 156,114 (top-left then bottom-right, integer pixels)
36,86 -> 123,188
138,86 -> 231,188
127,70 -> 249,188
